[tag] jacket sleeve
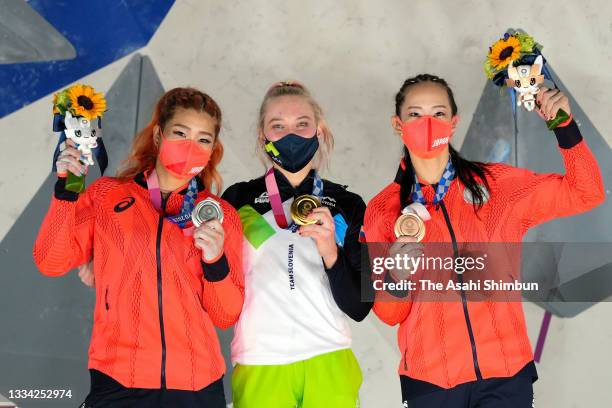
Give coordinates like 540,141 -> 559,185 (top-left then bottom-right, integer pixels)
363,191 -> 412,326
200,201 -> 245,329
32,177 -> 96,277
503,120 -> 605,233
324,195 -> 373,322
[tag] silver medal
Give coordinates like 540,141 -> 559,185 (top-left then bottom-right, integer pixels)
192,198 -> 224,227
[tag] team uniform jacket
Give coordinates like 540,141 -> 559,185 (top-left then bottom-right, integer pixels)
363,121 -> 605,390
33,173 -> 244,391
222,168 -> 372,365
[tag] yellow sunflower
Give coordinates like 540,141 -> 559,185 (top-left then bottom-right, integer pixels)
52,93 -> 59,114
487,35 -> 521,70
68,84 -> 106,119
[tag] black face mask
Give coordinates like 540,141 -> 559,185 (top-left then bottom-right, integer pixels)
264,132 -> 319,173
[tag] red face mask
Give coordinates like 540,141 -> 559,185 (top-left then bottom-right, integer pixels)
400,115 -> 454,159
158,136 -> 212,178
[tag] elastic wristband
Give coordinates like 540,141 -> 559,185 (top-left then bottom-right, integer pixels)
553,119 -> 582,149
201,254 -> 230,282
54,177 -> 79,202
384,270 -> 410,298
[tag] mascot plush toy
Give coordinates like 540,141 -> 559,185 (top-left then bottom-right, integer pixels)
484,29 -> 570,129
51,84 -> 108,192
506,55 -> 545,112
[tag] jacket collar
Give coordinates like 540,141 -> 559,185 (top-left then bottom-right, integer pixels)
272,167 -> 316,200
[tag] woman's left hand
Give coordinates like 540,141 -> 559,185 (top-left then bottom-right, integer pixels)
77,260 -> 95,288
193,219 -> 225,263
536,87 -> 571,121
299,207 -> 338,268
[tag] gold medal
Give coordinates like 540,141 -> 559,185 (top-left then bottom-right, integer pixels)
290,195 -> 321,226
192,198 -> 224,227
394,212 -> 425,241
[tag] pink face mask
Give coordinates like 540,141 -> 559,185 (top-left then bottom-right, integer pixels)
400,115 -> 454,159
158,136 -> 212,178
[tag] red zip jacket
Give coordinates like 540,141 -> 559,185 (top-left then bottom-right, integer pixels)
33,173 -> 244,391
364,121 -> 605,389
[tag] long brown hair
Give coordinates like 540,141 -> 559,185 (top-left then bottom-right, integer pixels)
117,87 -> 224,194
395,74 -> 491,212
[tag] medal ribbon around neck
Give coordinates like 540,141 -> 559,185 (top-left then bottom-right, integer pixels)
264,167 -> 323,232
146,168 -> 199,231
411,158 -> 456,205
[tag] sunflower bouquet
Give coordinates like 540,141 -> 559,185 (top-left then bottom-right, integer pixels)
484,30 -> 542,81
52,84 -> 108,193
53,84 -> 106,119
484,29 -> 569,129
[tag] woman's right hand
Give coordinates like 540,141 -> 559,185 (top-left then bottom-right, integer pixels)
56,139 -> 86,177
387,236 -> 423,282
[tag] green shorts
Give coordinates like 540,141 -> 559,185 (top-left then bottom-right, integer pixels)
231,349 -> 362,408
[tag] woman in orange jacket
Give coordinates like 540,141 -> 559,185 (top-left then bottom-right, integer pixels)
363,74 -> 605,407
33,87 -> 244,407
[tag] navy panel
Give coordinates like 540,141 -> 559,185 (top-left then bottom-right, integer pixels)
0,0 -> 174,118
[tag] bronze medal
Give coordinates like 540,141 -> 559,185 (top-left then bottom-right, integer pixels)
192,198 -> 224,227
394,212 -> 425,241
290,195 -> 321,226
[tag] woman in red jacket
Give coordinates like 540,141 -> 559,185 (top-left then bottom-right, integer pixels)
364,74 -> 605,407
33,87 -> 244,407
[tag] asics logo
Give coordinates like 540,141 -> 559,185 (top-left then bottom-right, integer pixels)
114,197 -> 135,213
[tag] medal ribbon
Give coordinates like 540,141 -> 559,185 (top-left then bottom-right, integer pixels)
411,158 -> 456,205
401,202 -> 432,221
264,167 -> 323,232
147,169 -> 198,229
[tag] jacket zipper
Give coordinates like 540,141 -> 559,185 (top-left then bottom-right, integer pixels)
105,288 -> 109,311
439,201 -> 483,380
156,208 -> 167,389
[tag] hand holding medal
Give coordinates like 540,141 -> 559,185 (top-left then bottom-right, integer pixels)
192,198 -> 225,263
298,205 -> 338,268
387,236 -> 424,282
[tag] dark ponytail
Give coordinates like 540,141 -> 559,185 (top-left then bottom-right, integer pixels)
395,74 -> 491,212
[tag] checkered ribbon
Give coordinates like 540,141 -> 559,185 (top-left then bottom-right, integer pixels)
147,169 -> 198,229
312,173 -> 323,198
411,159 -> 456,205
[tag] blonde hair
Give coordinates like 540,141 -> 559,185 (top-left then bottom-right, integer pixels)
256,81 -> 334,171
